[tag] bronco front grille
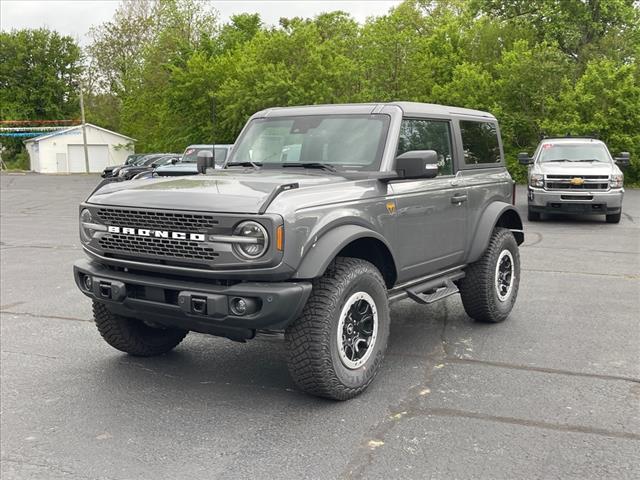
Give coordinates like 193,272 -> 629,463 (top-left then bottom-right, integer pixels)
99,234 -> 218,261
96,208 -> 219,231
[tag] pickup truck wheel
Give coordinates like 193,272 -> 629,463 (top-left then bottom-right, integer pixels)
458,227 -> 520,323
527,208 -> 541,221
606,212 -> 621,223
285,257 -> 390,400
93,301 -> 188,356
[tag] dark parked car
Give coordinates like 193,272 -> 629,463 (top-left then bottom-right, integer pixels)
101,153 -> 145,178
134,145 -> 233,179
113,154 -> 180,181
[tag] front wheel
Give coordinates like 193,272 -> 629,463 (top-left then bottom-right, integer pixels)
93,302 -> 188,356
285,257 -> 390,400
606,212 -> 621,224
458,228 -> 520,323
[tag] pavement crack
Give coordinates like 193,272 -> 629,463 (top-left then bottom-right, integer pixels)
446,356 -> 640,384
3,349 -> 59,359
522,267 -> 639,279
416,407 -> 640,441
342,302 -> 450,480
0,310 -> 90,322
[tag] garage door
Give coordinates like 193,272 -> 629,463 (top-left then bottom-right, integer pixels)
67,144 -> 110,173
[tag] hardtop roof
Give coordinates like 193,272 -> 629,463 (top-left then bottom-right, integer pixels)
256,102 -> 496,120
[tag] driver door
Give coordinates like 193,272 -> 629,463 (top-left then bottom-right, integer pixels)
390,118 -> 467,280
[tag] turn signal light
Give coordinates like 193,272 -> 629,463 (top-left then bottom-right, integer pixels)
276,225 -> 284,251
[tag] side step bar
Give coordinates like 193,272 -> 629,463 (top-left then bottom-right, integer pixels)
388,267 -> 465,305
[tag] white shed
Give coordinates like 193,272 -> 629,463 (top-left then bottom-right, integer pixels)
24,124 -> 136,173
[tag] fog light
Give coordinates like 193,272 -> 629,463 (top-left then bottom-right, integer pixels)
83,275 -> 92,291
229,297 -> 259,316
231,297 -> 248,315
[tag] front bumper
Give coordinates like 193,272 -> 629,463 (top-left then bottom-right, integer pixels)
528,187 -> 623,215
73,259 -> 312,340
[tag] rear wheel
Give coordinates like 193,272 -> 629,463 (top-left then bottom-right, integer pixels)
606,212 -> 621,224
285,257 -> 390,400
93,301 -> 188,356
458,228 -> 520,323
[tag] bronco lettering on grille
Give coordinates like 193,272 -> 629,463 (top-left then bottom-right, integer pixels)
107,225 -> 205,242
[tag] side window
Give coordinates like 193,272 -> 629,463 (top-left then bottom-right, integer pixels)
460,120 -> 501,164
397,119 -> 453,176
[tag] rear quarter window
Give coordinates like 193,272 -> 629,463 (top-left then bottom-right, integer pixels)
460,120 -> 501,165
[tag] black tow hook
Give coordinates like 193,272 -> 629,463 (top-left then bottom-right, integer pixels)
93,279 -> 126,302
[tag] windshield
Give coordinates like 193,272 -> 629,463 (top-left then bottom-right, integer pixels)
181,147 -> 228,166
228,115 -> 390,171
538,143 -> 611,163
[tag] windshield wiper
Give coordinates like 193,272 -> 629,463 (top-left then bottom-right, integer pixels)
574,159 -> 605,163
545,159 -> 573,163
226,161 -> 262,169
280,162 -> 337,172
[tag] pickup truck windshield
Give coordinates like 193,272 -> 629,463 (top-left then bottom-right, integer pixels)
539,143 -> 611,163
228,115 -> 390,171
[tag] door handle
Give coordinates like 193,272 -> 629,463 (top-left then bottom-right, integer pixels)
451,194 -> 467,204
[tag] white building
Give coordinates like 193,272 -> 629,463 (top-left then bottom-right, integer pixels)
24,124 -> 136,173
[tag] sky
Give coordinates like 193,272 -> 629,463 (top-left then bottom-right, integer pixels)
0,0 -> 401,45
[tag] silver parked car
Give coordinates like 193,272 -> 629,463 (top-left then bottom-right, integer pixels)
520,137 -> 629,223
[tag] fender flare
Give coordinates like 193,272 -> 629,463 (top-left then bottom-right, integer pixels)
292,224 -> 397,280
466,202 -> 524,264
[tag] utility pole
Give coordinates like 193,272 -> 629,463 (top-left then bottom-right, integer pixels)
79,83 -> 90,173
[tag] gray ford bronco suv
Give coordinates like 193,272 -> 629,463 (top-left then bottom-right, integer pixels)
73,102 -> 524,400
519,137 -> 629,223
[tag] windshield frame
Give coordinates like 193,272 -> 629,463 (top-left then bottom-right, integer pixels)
224,114 -> 392,172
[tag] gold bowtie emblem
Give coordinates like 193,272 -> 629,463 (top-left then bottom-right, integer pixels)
570,177 -> 585,186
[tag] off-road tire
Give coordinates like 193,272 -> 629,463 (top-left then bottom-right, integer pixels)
458,227 -> 520,323
93,301 -> 188,356
527,208 -> 541,222
606,212 -> 621,224
285,257 -> 390,400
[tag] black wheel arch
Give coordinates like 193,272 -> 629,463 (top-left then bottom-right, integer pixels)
466,202 -> 524,264
292,225 -> 398,288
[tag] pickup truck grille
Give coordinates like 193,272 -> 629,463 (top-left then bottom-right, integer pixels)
545,175 -> 609,190
95,208 -> 219,231
94,207 -> 220,265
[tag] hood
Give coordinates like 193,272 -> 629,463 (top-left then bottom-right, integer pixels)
87,169 -> 347,214
535,161 -> 615,177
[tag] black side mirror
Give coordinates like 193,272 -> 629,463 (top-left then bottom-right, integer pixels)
171,157 -> 178,164
518,152 -> 533,165
614,152 -> 630,167
197,151 -> 214,174
395,150 -> 439,179
150,163 -> 158,168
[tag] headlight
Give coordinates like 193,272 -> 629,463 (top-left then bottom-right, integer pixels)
232,221 -> 269,259
610,174 -> 623,188
529,174 -> 544,188
118,169 -> 128,177
80,208 -> 94,242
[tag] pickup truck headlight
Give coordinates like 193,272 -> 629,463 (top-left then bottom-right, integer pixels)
529,174 -> 544,188
232,221 -> 269,259
610,174 -> 623,188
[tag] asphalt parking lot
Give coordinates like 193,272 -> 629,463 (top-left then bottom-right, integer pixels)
1,173 -> 639,479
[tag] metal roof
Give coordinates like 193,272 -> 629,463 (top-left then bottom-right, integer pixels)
23,123 -> 136,144
256,102 -> 496,120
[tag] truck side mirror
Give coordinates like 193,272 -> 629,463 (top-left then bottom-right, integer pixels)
395,150 -> 439,179
197,151 -> 214,174
518,152 -> 533,165
614,152 -> 630,168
